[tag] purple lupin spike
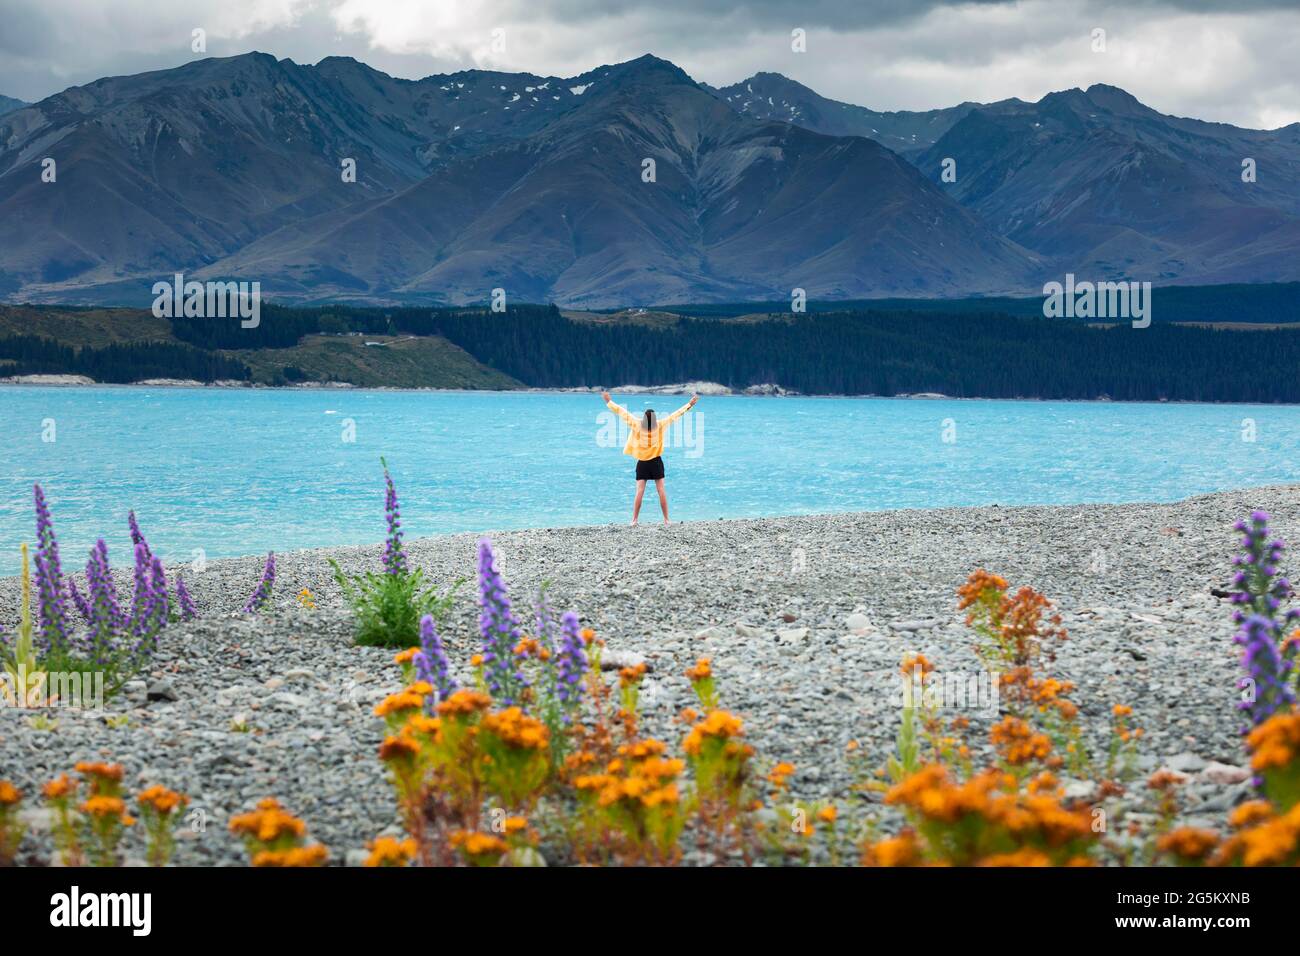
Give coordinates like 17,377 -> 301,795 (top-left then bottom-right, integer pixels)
175,575 -> 198,621
242,552 -> 276,614
556,611 -> 588,709
32,484 -> 70,655
414,614 -> 457,706
381,460 -> 407,576
476,538 -> 528,705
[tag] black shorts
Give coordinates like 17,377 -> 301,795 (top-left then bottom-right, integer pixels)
635,456 -> 665,481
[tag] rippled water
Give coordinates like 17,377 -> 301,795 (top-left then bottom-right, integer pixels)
0,385 -> 1295,574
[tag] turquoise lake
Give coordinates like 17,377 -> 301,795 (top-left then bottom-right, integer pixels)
0,385 -> 1295,575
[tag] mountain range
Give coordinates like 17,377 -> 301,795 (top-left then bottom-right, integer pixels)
1,53 -> 1297,307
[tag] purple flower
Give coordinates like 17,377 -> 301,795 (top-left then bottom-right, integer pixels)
127,541 -> 152,639
128,510 -> 152,562
84,539 -> 125,665
414,614 -> 457,705
243,552 -> 276,614
381,460 -> 407,576
534,589 -> 558,655
1229,511 -> 1300,733
32,484 -> 70,654
175,575 -> 198,621
556,611 -> 587,709
68,577 -> 91,622
476,538 -> 528,705
1235,614 -> 1296,729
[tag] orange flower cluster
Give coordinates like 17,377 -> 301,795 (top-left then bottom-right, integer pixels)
43,774 -> 75,800
374,686 -> 429,721
137,785 -> 187,816
1026,677 -> 1078,720
229,797 -> 307,845
1156,828 -> 1219,864
957,569 -> 1066,670
619,662 -> 648,688
81,795 -> 134,825
230,798 -> 327,867
436,689 -> 493,717
900,654 -> 934,679
252,845 -> 329,867
480,707 -> 549,750
1248,710 -> 1300,773
767,762 -> 796,792
878,765 -> 1095,865
682,710 -> 746,757
514,636 -> 550,660
75,762 -> 124,790
861,829 -> 923,867
573,737 -> 686,863
364,835 -> 418,867
685,658 -> 712,682
990,716 -> 1054,767
1211,802 -> 1300,866
0,781 -> 20,864
449,829 -> 508,865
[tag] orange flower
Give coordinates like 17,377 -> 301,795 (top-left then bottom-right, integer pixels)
1247,711 -> 1300,772
137,785 -> 188,815
81,796 -> 134,824
900,654 -> 934,679
480,707 -> 549,750
1156,828 -> 1219,862
0,782 -> 20,806
619,662 -> 648,687
43,774 -> 75,800
978,848 -> 1052,867
990,716 -> 1052,765
393,647 -> 420,665
378,734 -> 421,763
1146,769 -> 1187,791
682,710 -> 744,756
374,690 -> 426,718
1229,800 -> 1275,829
364,835 -> 418,867
685,658 -> 713,682
436,689 -> 493,717
252,845 -> 328,867
449,830 -> 508,861
229,798 -> 308,844
862,829 -> 922,867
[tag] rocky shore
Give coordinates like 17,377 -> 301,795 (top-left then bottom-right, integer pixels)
0,485 -> 1290,864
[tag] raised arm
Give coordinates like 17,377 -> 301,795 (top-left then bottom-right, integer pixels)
601,390 -> 639,428
660,394 -> 699,428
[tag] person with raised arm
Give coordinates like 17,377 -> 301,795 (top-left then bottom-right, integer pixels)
601,390 -> 698,526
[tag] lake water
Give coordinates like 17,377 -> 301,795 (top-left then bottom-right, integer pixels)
0,385 -> 1295,575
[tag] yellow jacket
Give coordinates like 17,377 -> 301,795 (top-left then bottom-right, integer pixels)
606,399 -> 693,460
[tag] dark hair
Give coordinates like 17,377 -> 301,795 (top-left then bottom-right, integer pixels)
642,409 -> 657,431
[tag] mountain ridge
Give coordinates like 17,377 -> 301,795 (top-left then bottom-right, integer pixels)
1,53 -> 1295,306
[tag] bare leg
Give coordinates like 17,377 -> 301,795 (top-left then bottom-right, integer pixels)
632,479 -> 646,525
655,478 -> 670,523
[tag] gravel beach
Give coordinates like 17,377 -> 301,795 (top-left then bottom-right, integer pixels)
1,485 -> 1292,865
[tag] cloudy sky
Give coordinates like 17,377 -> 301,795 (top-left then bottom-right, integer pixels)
3,0 -> 1299,128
